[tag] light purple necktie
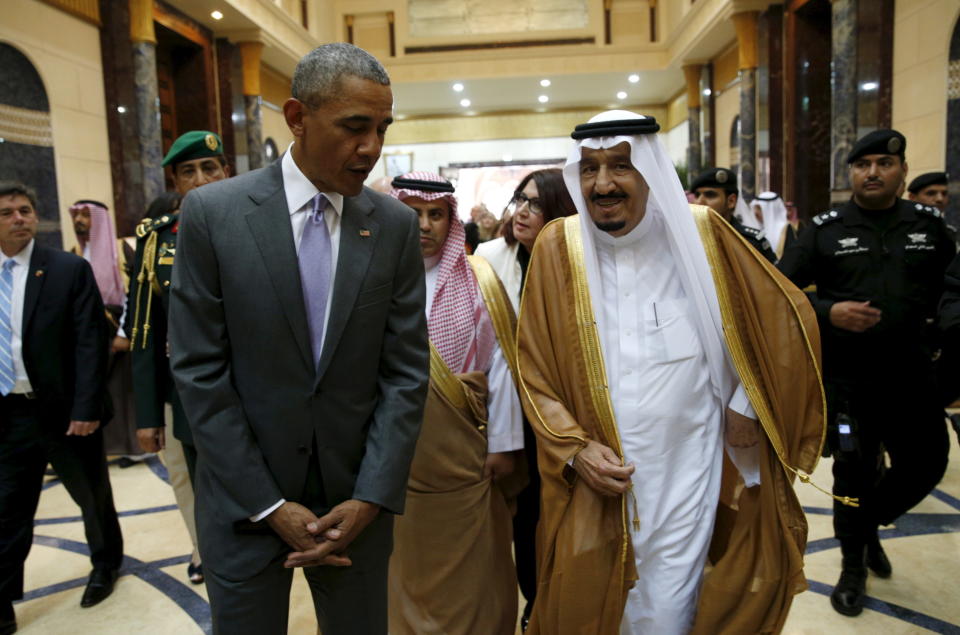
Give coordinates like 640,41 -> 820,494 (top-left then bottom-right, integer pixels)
299,193 -> 332,367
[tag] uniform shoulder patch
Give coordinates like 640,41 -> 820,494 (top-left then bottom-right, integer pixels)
136,214 -> 178,239
914,203 -> 943,219
812,210 -> 841,226
740,225 -> 762,239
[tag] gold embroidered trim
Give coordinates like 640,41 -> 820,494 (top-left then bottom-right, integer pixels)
429,342 -> 486,427
690,206 -> 849,505
467,255 -> 519,383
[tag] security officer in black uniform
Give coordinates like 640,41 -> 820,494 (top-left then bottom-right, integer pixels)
907,171 -> 949,213
779,129 -> 954,618
690,167 -> 778,263
127,131 -> 230,481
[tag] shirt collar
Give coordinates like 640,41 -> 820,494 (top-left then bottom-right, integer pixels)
1,238 -> 34,269
281,143 -> 344,217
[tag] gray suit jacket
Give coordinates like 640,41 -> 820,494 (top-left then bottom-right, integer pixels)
168,161 -> 429,579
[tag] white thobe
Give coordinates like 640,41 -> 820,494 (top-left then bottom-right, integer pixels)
591,213 -> 740,635
425,257 -> 524,453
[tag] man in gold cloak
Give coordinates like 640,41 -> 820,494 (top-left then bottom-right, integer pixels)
517,110 -> 827,634
387,172 -> 524,634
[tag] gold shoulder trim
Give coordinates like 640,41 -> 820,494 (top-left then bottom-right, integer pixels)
429,342 -> 486,425
467,255 -> 519,383
690,206 -> 845,504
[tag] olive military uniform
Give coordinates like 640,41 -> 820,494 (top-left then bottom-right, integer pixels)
779,197 -> 954,549
127,213 -> 196,479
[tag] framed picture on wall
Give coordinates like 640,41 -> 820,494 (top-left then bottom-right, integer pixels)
385,152 -> 413,177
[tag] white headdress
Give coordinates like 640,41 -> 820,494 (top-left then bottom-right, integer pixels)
754,191 -> 789,253
561,110 -> 738,404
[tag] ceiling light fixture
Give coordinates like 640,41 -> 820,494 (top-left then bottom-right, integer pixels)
540,79 -> 551,87
628,74 -> 640,83
616,91 -> 627,100
453,83 -> 464,92
117,106 -> 127,113
538,95 -> 549,103
460,98 -> 471,107
211,10 -> 223,20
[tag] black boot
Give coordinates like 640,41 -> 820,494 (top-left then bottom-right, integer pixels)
866,536 -> 892,578
831,543 -> 867,617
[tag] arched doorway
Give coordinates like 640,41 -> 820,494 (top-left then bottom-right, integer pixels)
946,15 -> 960,229
0,42 -> 61,247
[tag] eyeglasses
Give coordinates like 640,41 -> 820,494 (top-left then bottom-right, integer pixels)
510,192 -> 543,215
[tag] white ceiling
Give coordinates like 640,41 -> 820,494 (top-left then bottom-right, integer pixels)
391,69 -> 685,118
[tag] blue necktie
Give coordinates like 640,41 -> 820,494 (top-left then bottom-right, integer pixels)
298,193 -> 333,368
0,259 -> 17,395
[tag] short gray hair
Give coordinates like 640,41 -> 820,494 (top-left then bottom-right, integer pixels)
292,43 -> 390,107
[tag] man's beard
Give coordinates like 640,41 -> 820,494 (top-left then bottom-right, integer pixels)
594,220 -> 626,233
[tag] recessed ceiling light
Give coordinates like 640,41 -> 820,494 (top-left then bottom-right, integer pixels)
503,154 -> 513,162
540,79 -> 551,87
460,98 -> 471,107
211,10 -> 223,20
116,106 -> 127,113
628,74 -> 640,83
538,95 -> 549,103
616,91 -> 627,100
703,88 -> 712,96
453,83 -> 464,92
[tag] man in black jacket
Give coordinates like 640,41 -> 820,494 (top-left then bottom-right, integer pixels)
0,182 -> 123,635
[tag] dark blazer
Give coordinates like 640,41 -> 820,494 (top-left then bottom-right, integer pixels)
169,161 -> 430,579
20,245 -> 109,425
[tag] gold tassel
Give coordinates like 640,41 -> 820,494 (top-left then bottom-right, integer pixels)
131,230 -> 158,350
792,468 -> 859,507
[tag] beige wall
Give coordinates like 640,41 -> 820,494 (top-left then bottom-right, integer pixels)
1,0 -> 112,251
893,0 -> 960,176
260,65 -> 294,152
714,79 -> 739,171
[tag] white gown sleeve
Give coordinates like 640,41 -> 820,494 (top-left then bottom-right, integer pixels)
725,383 -> 761,487
485,344 -> 524,453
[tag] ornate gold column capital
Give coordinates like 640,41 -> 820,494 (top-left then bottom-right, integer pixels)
128,0 -> 156,44
682,64 -> 702,109
238,41 -> 265,97
732,11 -> 759,70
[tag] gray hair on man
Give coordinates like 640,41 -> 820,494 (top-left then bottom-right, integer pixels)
292,42 -> 390,107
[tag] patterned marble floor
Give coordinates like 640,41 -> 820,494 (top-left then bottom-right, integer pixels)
13,433 -> 960,634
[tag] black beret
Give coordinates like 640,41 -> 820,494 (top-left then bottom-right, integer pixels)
846,129 -> 906,164
907,171 -> 948,193
689,167 -> 738,194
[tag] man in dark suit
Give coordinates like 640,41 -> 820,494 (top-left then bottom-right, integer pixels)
169,43 -> 430,634
0,182 -> 124,634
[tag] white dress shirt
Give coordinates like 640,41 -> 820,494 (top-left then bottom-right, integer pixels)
252,148 -> 345,522
0,239 -> 35,394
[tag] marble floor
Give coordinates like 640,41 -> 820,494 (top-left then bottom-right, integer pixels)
13,435 -> 960,634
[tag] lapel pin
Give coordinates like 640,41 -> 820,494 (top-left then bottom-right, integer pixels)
359,229 -> 371,237
35,270 -> 44,277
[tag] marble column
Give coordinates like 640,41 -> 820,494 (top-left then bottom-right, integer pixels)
239,41 -> 265,170
682,64 -> 702,181
733,12 -> 759,200
129,0 -> 163,205
831,0 -> 857,196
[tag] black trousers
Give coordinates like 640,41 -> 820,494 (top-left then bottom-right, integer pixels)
512,416 -> 540,608
0,396 -> 124,603
205,448 -> 392,634
827,378 -> 950,545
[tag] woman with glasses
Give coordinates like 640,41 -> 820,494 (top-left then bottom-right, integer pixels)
474,167 -> 575,630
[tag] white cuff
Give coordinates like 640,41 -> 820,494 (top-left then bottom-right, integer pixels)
250,498 -> 285,522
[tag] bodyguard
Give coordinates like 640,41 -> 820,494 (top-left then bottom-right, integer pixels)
779,129 -> 955,617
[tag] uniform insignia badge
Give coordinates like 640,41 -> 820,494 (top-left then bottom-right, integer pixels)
716,169 -> 728,184
908,233 -> 927,244
888,137 -> 902,153
838,237 -> 859,248
205,134 -> 218,151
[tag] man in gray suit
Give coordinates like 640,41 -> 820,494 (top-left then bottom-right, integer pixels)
168,43 -> 429,634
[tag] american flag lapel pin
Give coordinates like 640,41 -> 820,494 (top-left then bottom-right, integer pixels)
359,229 -> 371,237
35,270 -> 44,277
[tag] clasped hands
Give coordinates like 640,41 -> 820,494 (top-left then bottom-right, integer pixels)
266,499 -> 380,569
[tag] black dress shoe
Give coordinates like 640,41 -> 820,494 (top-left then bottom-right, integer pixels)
0,603 -> 15,635
830,566 -> 867,616
866,541 -> 892,578
80,568 -> 118,608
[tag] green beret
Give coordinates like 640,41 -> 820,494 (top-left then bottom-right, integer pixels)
908,171 -> 948,193
162,130 -> 224,168
690,167 -> 738,194
847,129 -> 906,164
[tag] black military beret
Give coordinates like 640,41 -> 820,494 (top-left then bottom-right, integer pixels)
689,167 -> 738,194
907,171 -> 948,193
846,129 -> 906,164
